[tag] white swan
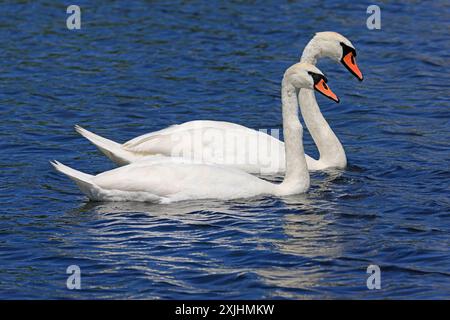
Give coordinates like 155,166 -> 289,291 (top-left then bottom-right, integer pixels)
75,32 -> 362,174
52,62 -> 339,203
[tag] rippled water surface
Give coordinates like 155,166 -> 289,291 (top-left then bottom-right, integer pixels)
0,1 -> 449,299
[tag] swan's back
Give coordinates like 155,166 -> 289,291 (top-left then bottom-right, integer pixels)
121,120 -> 286,174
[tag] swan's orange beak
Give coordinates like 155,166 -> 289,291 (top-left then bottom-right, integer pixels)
342,51 -> 363,81
314,79 -> 340,103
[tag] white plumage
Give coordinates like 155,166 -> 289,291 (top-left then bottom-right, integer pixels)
53,62 -> 339,203
75,32 -> 361,173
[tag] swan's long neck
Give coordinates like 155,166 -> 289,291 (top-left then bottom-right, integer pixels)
298,89 -> 346,167
276,78 -> 310,195
300,37 -> 321,65
298,37 -> 347,168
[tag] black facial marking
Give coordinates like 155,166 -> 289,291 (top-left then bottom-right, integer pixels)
340,42 -> 356,58
308,71 -> 328,85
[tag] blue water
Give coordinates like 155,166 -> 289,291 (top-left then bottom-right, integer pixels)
0,1 -> 449,299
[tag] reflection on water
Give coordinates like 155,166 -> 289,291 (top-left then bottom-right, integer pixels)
0,0 -> 449,299
55,177 -> 349,299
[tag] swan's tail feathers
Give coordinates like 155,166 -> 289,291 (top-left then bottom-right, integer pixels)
51,160 -> 93,181
50,160 -> 99,200
74,125 -> 134,166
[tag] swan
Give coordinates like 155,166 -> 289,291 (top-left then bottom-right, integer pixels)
74,32 -> 362,174
52,62 -> 339,203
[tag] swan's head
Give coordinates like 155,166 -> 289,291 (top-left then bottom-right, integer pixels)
302,31 -> 363,81
286,62 -> 340,103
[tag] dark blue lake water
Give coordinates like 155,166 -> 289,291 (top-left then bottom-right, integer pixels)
0,1 -> 449,299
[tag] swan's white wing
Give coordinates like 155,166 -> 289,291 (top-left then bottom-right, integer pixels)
123,120 -> 247,149
121,120 -> 286,174
92,163 -> 274,202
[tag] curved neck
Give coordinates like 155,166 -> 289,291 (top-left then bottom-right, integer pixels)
298,89 -> 346,167
276,79 -> 309,195
298,37 -> 347,168
300,37 -> 321,65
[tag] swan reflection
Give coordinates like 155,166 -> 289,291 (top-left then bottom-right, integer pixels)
61,169 -> 347,298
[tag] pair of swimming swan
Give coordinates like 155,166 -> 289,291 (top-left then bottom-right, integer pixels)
52,31 -> 363,203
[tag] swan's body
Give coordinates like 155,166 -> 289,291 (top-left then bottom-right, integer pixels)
75,121 -> 295,174
53,63 -> 339,203
76,32 -> 362,174
51,161 -> 276,203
